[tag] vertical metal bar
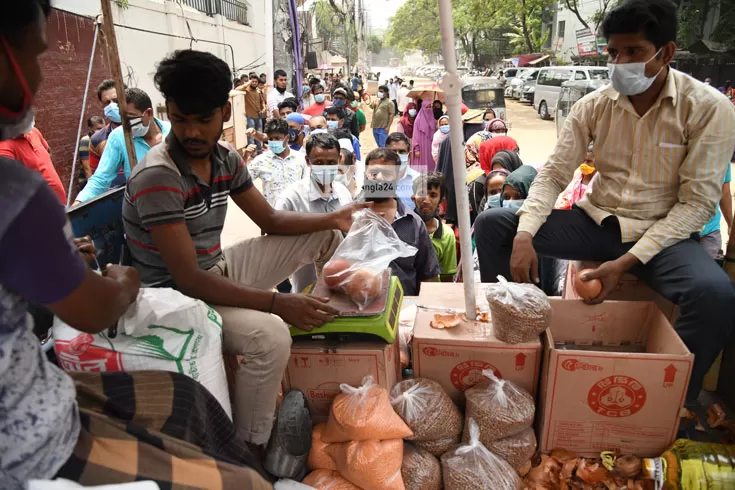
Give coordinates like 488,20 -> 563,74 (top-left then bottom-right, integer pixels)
437,0 -> 476,319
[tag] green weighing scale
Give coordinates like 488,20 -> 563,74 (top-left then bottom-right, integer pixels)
288,270 -> 403,343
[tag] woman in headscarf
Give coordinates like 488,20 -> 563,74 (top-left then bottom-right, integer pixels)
500,165 -> 537,208
464,118 -> 509,167
490,148 -> 523,173
432,100 -> 444,120
397,101 -> 418,139
479,136 -> 519,174
411,98 -> 440,172
431,115 -> 451,163
469,168 -> 510,224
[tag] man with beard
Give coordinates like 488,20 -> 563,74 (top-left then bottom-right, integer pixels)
123,49 -> 368,449
267,68 -> 294,119
361,148 -> 440,295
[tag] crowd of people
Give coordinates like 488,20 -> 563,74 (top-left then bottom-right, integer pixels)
2,0 -> 735,488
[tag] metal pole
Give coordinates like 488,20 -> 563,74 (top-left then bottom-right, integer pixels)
100,0 -> 137,170
66,21 -> 100,207
437,0 -> 476,319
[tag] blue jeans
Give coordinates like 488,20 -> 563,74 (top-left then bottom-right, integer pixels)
373,128 -> 387,147
247,116 -> 263,152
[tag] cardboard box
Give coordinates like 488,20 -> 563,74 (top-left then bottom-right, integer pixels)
563,261 -> 679,321
538,299 -> 693,457
284,339 -> 400,423
412,283 -> 543,404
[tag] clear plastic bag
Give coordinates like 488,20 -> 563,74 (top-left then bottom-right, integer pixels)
414,436 -> 459,458
390,378 -> 463,441
323,209 -> 418,309
486,275 -> 551,343
322,376 -> 413,443
402,442 -> 442,490
442,419 -> 524,490
308,424 -> 337,471
463,370 -> 535,443
484,426 -> 537,471
301,469 -> 362,490
326,439 -> 405,490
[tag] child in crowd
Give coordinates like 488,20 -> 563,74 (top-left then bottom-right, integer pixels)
362,148 -> 441,295
555,143 -> 597,210
412,172 -> 457,281
248,118 -> 307,207
275,133 -> 353,292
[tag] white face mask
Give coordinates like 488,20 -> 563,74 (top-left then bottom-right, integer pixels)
131,117 -> 150,138
398,153 -> 409,171
311,164 -> 339,186
608,48 -> 663,96
408,109 -> 417,117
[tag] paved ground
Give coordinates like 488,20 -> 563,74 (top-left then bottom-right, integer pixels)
221,97 -> 560,247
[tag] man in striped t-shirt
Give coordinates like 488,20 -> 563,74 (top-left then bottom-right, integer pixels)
123,50 -> 369,449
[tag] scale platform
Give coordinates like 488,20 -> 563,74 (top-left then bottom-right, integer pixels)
288,271 -> 403,344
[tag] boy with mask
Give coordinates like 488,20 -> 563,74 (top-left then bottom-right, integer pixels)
249,118 -> 307,206
412,172 -> 457,281
386,132 -> 419,211
275,133 -> 353,291
362,148 -> 441,295
371,85 -> 395,147
324,106 -> 361,159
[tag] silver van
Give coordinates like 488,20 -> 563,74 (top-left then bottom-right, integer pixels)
534,66 -> 609,120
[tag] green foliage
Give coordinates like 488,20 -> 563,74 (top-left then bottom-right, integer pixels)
368,34 -> 383,54
711,5 -> 735,48
385,0 -> 442,57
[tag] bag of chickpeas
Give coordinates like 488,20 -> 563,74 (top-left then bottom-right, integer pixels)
486,275 -> 551,344
390,378 -> 463,442
441,418 -> 523,490
463,370 -> 535,444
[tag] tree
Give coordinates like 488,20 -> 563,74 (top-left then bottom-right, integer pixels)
566,0 -> 617,33
385,0 -> 442,57
368,35 -> 383,54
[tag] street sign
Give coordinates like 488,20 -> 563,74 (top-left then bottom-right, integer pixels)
576,28 -> 597,57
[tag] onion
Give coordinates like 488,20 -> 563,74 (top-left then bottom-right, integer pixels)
574,268 -> 603,300
614,455 -> 642,479
324,259 -> 352,290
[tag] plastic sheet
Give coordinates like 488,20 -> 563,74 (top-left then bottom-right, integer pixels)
308,424 -> 337,471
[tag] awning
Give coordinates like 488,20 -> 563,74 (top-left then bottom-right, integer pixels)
529,54 -> 551,65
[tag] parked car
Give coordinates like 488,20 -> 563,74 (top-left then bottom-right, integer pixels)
511,69 -> 539,99
555,79 -> 608,136
534,66 -> 609,120
500,67 -> 523,93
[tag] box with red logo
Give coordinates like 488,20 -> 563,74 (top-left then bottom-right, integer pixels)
538,299 -> 693,457
412,283 -> 543,404
283,339 -> 400,423
563,261 -> 678,321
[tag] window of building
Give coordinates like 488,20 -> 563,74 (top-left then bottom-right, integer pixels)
558,20 -> 566,39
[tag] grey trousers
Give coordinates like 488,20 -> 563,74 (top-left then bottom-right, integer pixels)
475,207 -> 735,400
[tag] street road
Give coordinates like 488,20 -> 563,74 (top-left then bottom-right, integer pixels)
220,97 -> 560,247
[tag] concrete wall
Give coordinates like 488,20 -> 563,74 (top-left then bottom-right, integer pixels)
44,0 -> 267,198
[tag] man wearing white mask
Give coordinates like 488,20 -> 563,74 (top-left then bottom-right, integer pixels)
475,0 -> 735,406
386,132 -> 419,211
75,87 -> 170,204
275,132 -> 353,292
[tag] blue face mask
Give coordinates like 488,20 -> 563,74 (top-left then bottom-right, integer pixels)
333,99 -> 346,107
288,128 -> 301,143
439,125 -> 450,134
104,102 -> 121,124
315,94 -> 326,104
327,120 -> 339,130
502,199 -> 525,212
485,193 -> 501,210
268,139 -> 286,154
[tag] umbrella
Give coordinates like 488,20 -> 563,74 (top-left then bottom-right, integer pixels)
317,64 -> 335,70
407,83 -> 445,102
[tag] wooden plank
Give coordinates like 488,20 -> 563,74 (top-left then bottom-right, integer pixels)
99,0 -> 137,169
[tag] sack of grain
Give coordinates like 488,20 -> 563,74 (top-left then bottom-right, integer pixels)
463,370 -> 534,443
326,439 -> 405,490
486,276 -> 551,344
53,287 -> 231,418
484,427 -> 536,471
402,442 -> 442,490
308,424 -> 337,471
414,436 -> 459,458
302,469 -> 361,489
442,419 -> 523,490
322,376 -> 413,443
390,378 -> 463,441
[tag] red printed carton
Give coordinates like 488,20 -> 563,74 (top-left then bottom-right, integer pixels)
537,299 -> 693,457
284,339 -> 400,423
412,283 -> 542,404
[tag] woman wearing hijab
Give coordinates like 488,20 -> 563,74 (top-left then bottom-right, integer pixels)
464,118 -> 509,167
479,136 -> 519,174
432,100 -> 444,119
397,101 -> 418,138
431,115 -> 451,163
490,149 -> 523,173
411,98 -> 440,172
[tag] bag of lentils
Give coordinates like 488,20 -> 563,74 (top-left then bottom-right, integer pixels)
486,275 -> 551,344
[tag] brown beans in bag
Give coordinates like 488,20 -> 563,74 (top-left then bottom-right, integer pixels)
322,376 -> 413,443
326,439 -> 405,490
390,378 -> 463,441
402,442 -> 442,490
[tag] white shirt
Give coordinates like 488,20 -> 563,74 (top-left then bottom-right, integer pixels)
267,88 -> 295,114
388,83 -> 398,100
397,86 -> 411,112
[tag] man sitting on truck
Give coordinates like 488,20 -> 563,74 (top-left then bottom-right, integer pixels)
122,49 -> 368,450
474,0 -> 735,404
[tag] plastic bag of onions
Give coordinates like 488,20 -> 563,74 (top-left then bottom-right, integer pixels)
322,209 -> 418,310
390,378 -> 463,442
463,370 -> 535,444
486,275 -> 551,344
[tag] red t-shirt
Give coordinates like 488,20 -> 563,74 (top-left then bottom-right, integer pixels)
0,128 -> 67,203
302,101 -> 332,117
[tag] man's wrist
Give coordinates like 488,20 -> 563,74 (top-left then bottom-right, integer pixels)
615,252 -> 640,272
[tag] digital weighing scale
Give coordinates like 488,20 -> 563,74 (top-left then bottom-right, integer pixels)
288,271 -> 403,344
